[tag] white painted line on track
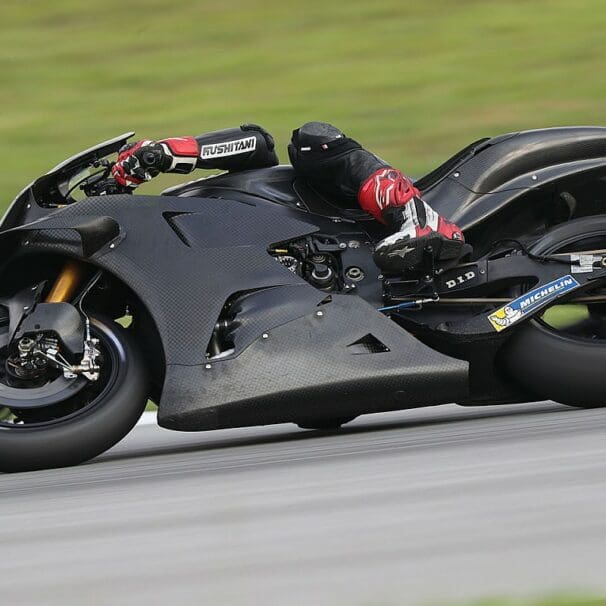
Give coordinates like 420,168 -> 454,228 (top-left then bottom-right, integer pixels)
138,410 -> 157,426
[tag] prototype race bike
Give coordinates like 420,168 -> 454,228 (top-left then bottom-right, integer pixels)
1,126 -> 606,471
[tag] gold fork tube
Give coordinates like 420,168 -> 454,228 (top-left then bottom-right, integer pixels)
45,260 -> 85,303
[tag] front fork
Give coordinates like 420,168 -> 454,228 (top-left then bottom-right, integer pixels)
46,259 -> 86,303
36,259 -> 101,381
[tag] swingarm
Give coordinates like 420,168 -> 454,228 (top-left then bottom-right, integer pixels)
382,251 -> 606,337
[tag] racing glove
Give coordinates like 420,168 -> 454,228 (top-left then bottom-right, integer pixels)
112,137 -> 200,189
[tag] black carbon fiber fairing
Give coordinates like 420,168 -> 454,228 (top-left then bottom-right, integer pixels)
0,193 -> 468,429
160,294 -> 468,431
421,127 -> 606,229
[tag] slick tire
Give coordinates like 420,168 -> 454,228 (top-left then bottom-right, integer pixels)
499,216 -> 606,408
0,316 -> 148,473
500,322 -> 606,407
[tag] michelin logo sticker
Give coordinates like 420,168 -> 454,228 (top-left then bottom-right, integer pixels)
487,274 -> 580,332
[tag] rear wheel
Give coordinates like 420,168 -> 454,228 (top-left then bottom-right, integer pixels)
0,315 -> 148,472
499,216 -> 606,408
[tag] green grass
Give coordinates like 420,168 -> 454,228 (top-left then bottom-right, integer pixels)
436,597 -> 606,606
2,0 -> 606,207
542,304 -> 590,329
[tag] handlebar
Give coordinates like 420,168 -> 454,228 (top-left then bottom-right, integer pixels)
69,159 -> 132,198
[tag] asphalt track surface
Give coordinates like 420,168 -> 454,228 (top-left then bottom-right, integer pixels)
2,401 -> 606,605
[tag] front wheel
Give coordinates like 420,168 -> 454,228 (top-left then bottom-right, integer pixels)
0,315 -> 148,472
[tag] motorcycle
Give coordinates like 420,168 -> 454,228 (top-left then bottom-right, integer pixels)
2,126 -> 606,472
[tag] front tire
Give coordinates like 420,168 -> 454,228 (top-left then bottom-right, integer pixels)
0,316 -> 148,472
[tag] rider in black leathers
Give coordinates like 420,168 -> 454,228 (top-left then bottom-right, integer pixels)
112,122 -> 464,272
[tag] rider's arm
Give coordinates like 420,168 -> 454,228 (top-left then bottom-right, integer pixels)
112,124 -> 277,189
111,137 -> 199,188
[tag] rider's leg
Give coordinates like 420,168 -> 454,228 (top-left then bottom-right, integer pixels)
358,168 -> 464,273
289,122 -> 464,272
288,121 -> 387,204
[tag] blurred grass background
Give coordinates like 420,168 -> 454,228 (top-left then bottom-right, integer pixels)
441,597 -> 606,606
2,0 -> 606,207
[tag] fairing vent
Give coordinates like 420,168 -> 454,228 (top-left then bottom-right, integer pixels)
163,211 -> 194,247
347,333 -> 390,355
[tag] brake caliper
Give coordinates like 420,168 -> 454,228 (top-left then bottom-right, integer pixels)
10,332 -> 101,382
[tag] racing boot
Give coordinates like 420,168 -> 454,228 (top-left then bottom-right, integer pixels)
358,168 -> 464,273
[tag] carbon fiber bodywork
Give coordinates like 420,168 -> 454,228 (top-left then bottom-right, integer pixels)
0,193 -> 468,430
419,126 -> 606,229
162,295 -> 467,431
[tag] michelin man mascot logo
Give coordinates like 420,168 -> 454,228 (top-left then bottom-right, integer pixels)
488,305 -> 523,332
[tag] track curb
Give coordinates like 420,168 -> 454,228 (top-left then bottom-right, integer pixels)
138,411 -> 157,426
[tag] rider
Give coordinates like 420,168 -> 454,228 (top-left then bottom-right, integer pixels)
111,122 -> 464,272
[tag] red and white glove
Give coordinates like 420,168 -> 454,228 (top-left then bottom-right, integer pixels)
112,137 -> 200,189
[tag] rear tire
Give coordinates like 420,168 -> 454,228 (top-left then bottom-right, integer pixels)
500,322 -> 606,407
499,216 -> 606,408
0,316 -> 148,472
